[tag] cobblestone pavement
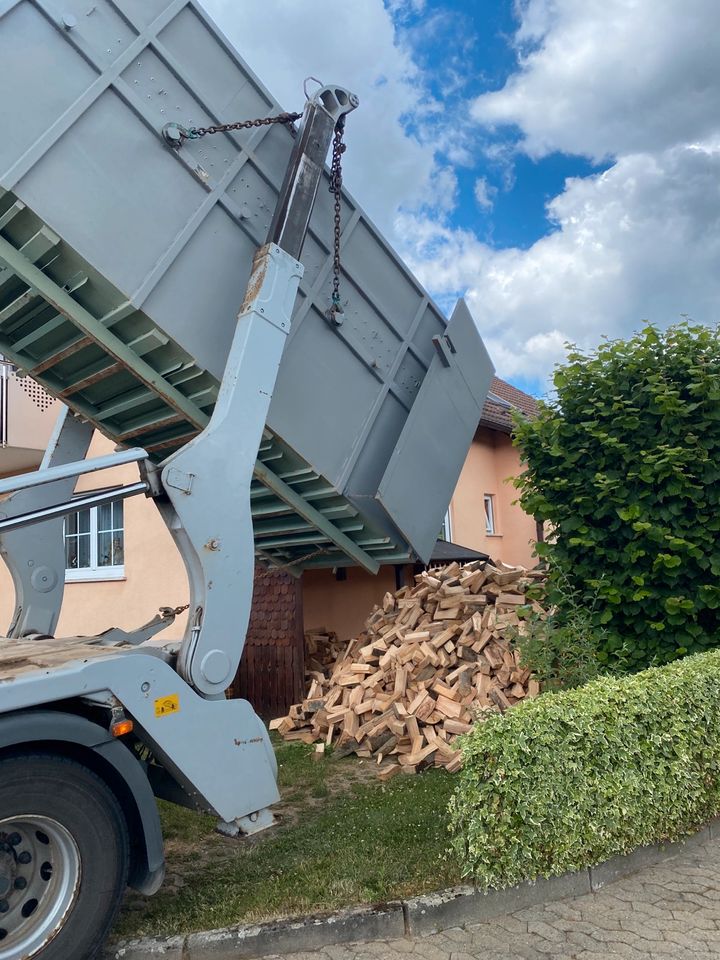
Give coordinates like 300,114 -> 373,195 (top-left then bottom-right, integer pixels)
270,835 -> 720,959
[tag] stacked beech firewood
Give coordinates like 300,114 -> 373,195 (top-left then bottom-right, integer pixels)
304,629 -> 345,680
271,560 -> 545,779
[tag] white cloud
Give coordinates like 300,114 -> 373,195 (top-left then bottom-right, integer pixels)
202,0 -> 443,233
201,0 -> 720,392
471,0 -> 720,161
386,0 -> 427,18
473,176 -> 496,210
398,140 -> 720,386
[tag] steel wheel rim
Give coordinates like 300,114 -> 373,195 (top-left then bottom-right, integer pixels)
0,815 -> 81,959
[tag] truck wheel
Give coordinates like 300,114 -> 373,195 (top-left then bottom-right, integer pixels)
0,753 -> 129,960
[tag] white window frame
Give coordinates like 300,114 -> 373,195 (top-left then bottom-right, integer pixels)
64,499 -> 125,582
484,494 -> 496,535
440,509 -> 453,542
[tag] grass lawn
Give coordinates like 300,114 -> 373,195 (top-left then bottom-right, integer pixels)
115,736 -> 462,938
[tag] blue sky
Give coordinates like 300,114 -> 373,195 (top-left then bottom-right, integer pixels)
381,0 -> 612,397
208,0 -> 720,398
386,0 -> 608,251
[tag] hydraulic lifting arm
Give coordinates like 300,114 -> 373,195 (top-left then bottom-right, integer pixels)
155,85 -> 358,698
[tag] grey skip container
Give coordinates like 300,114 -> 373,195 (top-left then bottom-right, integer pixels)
0,0 -> 494,572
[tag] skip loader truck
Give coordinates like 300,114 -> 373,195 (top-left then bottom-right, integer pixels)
0,2 -> 494,956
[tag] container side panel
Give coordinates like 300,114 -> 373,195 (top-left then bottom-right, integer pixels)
0,4 -> 98,181
332,275 -> 403,381
16,89 -> 207,297
157,6 -> 273,120
117,0 -> 173,26
42,0 -> 137,67
394,349 -> 426,410
377,300 -> 494,562
412,305 -> 448,367
225,161 -> 279,247
342,220 -> 422,337
142,205 -> 255,381
252,123 -> 298,192
343,392 -> 412,548
267,306 -> 384,485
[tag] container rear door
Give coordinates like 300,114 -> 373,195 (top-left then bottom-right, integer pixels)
376,299 -> 494,562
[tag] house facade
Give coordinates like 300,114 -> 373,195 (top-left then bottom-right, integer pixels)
0,366 -> 539,709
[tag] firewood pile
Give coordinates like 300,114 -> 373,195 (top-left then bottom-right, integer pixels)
304,628 -> 345,680
271,560 -> 546,780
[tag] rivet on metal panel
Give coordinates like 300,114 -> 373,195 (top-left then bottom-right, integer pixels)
61,13 -> 77,29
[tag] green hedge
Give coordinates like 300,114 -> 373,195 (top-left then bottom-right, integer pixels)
448,649 -> 720,889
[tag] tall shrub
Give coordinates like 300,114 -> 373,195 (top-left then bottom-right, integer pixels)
514,322 -> 720,669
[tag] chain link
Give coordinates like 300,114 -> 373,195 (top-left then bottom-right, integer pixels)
181,112 -> 302,141
327,116 -> 347,325
159,603 -> 190,619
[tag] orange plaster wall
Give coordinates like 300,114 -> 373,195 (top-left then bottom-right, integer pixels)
448,427 -> 538,569
302,566 -> 399,642
0,432 -> 189,639
0,422 -> 538,646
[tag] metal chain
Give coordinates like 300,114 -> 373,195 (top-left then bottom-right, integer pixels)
270,548 -> 331,572
167,107 -> 348,323
159,603 -> 190,619
327,116 -> 347,325
180,112 -> 302,142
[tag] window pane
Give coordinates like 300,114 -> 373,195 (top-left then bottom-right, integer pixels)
77,533 -> 91,568
77,508 -> 91,534
66,512 -> 77,536
112,500 -> 123,529
112,531 -> 124,565
484,495 -> 495,534
65,537 -> 78,569
97,531 -> 112,567
98,502 -> 112,532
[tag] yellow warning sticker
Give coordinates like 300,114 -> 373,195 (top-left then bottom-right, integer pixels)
154,694 -> 180,718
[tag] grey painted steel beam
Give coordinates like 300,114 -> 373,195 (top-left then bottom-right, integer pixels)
253,459 -> 379,574
0,235 -> 210,432
0,447 -> 148,496
267,86 -> 358,259
0,482 -> 149,533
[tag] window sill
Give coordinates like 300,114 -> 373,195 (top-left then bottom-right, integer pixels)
65,573 -> 126,584
485,533 -> 503,538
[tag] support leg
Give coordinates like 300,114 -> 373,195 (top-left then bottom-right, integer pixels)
0,409 -> 93,637
156,243 -> 303,697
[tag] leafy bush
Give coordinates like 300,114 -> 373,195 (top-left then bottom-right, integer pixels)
514,322 -> 720,669
448,649 -> 720,889
512,573 -> 609,690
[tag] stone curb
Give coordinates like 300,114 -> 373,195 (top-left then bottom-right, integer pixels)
108,817 -> 720,959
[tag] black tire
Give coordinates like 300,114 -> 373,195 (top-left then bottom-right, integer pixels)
0,753 -> 129,960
